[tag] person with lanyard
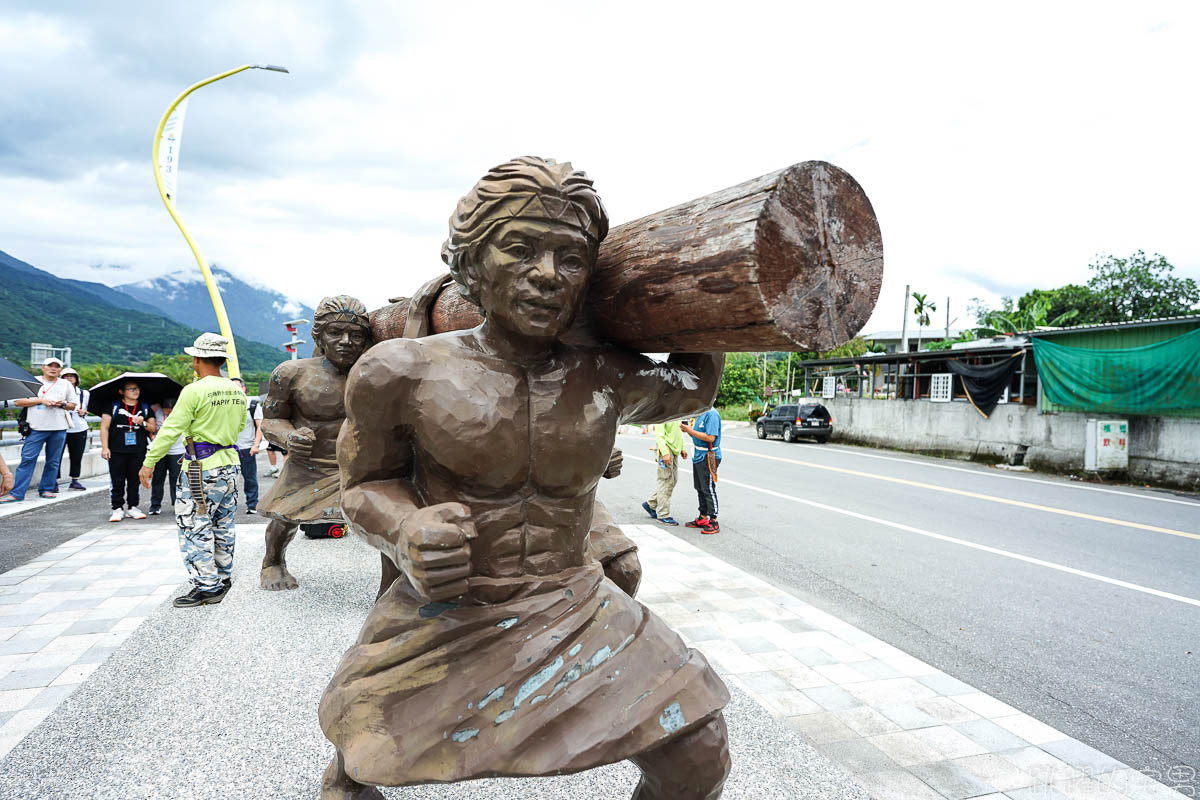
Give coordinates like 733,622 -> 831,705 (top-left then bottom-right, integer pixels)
59,367 -> 91,491
148,397 -> 186,515
100,379 -> 156,522
681,406 -> 722,534
139,333 -> 247,608
1,357 -> 78,504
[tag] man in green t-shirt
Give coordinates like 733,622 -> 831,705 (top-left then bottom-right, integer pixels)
641,420 -> 687,525
140,333 -> 248,608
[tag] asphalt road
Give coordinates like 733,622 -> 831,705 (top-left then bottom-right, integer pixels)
598,426 -> 1200,789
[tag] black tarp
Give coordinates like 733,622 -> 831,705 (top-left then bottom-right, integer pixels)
946,352 -> 1023,417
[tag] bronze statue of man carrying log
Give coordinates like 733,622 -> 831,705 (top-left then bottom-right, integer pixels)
319,157 -> 733,799
258,295 -> 372,590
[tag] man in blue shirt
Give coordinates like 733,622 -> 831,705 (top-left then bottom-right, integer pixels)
681,407 -> 722,534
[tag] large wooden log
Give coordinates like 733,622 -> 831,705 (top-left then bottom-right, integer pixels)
370,161 -> 883,352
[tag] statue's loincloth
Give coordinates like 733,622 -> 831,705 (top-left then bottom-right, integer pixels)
318,562 -> 729,786
258,456 -> 343,524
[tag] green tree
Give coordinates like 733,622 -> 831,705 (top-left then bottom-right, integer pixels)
146,353 -> 197,387
75,363 -> 126,388
911,292 -> 937,351
976,295 -> 1078,335
1017,285 -> 1102,325
1085,251 -> 1199,322
715,353 -> 763,407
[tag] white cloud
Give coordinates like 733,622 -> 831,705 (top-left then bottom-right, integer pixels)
2,0 -> 1197,340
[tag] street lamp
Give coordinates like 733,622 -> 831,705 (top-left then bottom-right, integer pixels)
151,63 -> 289,378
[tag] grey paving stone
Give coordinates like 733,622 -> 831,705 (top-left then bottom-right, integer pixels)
878,703 -> 943,730
786,712 -> 859,745
0,637 -> 53,656
737,671 -> 795,694
732,636 -> 777,655
917,673 -> 977,697
1006,785 -> 1073,800
48,596 -> 107,611
816,738 -> 902,774
1039,739 -> 1125,777
790,646 -> 839,666
804,685 -> 864,711
909,759 -> 998,799
61,618 -> 119,636
0,615 -> 45,630
852,659 -> 904,681
675,625 -> 721,642
779,617 -> 818,633
953,718 -> 1030,752
855,768 -> 948,800
0,667 -> 66,690
0,594 -> 36,606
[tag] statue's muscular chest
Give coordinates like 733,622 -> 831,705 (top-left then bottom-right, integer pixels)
291,370 -> 348,422
412,354 -> 617,496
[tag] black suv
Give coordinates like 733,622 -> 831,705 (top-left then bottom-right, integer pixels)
756,402 -> 833,443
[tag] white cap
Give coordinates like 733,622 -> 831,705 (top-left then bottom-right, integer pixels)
42,357 -> 64,367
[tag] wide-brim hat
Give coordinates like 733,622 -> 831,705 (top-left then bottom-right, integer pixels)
184,332 -> 230,358
61,367 -> 79,377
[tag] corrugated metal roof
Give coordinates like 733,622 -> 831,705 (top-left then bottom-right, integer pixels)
1028,314 -> 1200,337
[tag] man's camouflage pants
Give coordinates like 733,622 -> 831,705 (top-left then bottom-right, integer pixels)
175,464 -> 240,592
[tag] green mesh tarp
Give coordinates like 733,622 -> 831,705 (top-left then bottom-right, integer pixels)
1032,328 -> 1200,416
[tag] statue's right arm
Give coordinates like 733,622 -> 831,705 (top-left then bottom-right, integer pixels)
337,342 -> 474,603
260,361 -> 299,449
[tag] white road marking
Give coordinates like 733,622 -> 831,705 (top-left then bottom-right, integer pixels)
622,452 -> 1200,609
726,431 -> 1200,508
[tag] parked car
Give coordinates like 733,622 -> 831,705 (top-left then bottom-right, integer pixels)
756,402 -> 833,443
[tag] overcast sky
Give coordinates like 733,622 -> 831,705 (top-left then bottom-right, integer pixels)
2,1 -> 1197,336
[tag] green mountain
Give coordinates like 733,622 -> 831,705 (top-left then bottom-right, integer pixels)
0,249 -> 288,372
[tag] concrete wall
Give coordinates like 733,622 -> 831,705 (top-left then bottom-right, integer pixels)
824,397 -> 1200,491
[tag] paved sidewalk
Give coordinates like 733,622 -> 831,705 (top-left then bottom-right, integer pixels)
629,524 -> 1185,800
0,475 -> 109,520
0,519 -> 1185,798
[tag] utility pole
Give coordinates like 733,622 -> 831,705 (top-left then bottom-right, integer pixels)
899,284 -> 911,353
945,296 -> 951,340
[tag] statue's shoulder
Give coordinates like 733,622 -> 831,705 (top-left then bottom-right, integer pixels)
268,358 -> 305,388
349,339 -> 434,394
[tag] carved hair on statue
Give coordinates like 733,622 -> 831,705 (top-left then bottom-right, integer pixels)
311,295 -> 371,357
441,156 -> 609,308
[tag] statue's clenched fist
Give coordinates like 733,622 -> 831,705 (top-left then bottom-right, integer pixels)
397,502 -> 475,603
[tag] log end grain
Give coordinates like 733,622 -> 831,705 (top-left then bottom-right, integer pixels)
756,161 -> 884,351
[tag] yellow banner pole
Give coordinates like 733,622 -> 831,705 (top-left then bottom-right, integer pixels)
151,63 -> 289,378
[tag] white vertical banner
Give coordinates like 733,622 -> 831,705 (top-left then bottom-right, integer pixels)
157,98 -> 189,205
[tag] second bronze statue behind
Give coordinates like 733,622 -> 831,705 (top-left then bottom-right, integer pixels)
257,295 -> 372,591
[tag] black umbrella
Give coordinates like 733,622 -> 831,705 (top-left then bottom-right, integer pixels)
87,372 -> 185,416
0,357 -> 38,384
0,376 -> 40,403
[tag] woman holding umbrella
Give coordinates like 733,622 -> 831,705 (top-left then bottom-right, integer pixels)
89,372 -> 180,522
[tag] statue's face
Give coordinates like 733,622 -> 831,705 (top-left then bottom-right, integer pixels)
320,321 -> 369,371
473,219 -> 592,342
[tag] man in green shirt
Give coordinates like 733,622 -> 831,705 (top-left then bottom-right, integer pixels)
641,420 -> 687,525
139,333 -> 248,608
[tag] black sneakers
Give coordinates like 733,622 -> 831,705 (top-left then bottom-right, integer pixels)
173,585 -> 228,608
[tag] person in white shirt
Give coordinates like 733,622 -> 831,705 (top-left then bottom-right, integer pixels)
230,377 -> 263,513
149,397 -> 187,515
1,357 -> 77,503
59,368 -> 91,491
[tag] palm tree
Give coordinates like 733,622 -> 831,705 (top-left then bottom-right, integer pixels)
912,292 -> 937,351
977,297 -> 1079,336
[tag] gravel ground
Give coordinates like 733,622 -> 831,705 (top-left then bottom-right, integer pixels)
0,524 -> 866,800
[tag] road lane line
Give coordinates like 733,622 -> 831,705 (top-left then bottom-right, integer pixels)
622,453 -> 1200,608
801,440 -> 1200,509
715,446 -> 1200,542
